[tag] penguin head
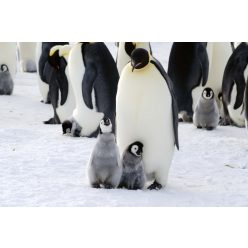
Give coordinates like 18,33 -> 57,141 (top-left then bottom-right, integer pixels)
1,64 -> 8,72
131,48 -> 150,71
128,141 -> 143,157
99,117 -> 112,134
48,47 -> 60,70
202,87 -> 214,100
62,120 -> 72,134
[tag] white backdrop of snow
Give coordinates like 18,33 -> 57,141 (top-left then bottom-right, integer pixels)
0,42 -> 248,206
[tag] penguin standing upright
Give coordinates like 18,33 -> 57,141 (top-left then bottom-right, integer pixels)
221,42 -> 248,127
168,42 -> 209,122
0,65 -> 14,95
87,118 -> 122,189
116,42 -> 152,75
116,48 -> 179,190
62,42 -> 119,138
18,42 -> 37,72
44,44 -> 75,124
193,87 -> 220,130
36,42 -> 69,103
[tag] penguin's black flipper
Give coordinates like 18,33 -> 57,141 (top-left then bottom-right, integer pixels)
58,57 -> 68,106
150,59 -> 179,150
197,43 -> 209,87
82,63 -> 97,109
245,84 -> 248,122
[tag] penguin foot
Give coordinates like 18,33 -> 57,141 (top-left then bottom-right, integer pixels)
44,117 -> 60,124
219,117 -> 232,126
206,127 -> 214,131
103,183 -> 114,189
197,126 -> 202,129
91,183 -> 101,188
148,181 -> 163,190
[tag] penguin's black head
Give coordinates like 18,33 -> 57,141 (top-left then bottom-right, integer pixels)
1,64 -> 8,72
62,120 -> 72,134
202,87 -> 214,100
128,141 -> 143,157
131,48 -> 149,71
99,117 -> 112,134
48,49 -> 60,70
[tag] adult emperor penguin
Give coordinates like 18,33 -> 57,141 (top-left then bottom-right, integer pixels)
44,44 -> 75,124
62,42 -> 119,137
116,48 -> 179,190
116,42 -> 152,75
221,42 -> 248,127
18,42 -> 37,72
0,42 -> 17,79
168,42 -> 209,122
36,42 -> 69,103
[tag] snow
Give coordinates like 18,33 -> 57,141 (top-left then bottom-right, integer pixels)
1,42 -> 248,206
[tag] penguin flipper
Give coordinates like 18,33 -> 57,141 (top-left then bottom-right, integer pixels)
58,58 -> 68,106
150,59 -> 179,150
197,43 -> 209,87
82,64 -> 97,109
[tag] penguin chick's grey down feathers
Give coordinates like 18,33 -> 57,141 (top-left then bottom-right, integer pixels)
88,118 -> 122,189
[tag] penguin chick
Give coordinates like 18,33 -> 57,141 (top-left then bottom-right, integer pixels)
118,141 -> 146,190
88,117 -> 122,189
0,64 -> 14,95
193,87 -> 220,130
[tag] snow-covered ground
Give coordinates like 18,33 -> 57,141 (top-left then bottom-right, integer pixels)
1,43 -> 248,207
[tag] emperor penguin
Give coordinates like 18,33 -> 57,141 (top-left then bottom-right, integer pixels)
245,84 -> 248,131
87,118 -> 122,189
0,64 -> 14,95
116,42 -> 152,75
118,141 -> 146,190
168,42 -> 209,122
44,44 -> 75,124
116,48 -> 179,190
18,42 -> 37,72
0,42 -> 17,79
221,42 -> 248,127
62,42 -> 119,138
193,87 -> 220,130
36,42 -> 69,103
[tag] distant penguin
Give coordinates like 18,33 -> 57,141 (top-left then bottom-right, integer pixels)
87,118 -> 122,189
193,87 -> 220,130
221,42 -> 248,127
18,42 -> 37,72
118,141 -> 146,190
36,42 -> 69,103
116,42 -> 152,75
44,44 -> 75,124
168,42 -> 209,122
0,64 -> 14,95
62,42 -> 119,138
0,42 -> 17,79
116,48 -> 179,190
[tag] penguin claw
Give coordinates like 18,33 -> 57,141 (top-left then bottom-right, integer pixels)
147,181 -> 163,190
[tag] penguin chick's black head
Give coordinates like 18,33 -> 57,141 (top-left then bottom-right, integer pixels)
99,117 -> 112,133
128,141 -> 143,157
202,87 -> 214,100
131,48 -> 149,71
1,64 -> 8,72
62,120 -> 72,134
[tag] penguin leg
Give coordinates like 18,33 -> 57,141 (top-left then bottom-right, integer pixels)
148,180 -> 162,190
91,182 -> 101,188
103,183 -> 114,189
206,126 -> 214,131
197,126 -> 202,129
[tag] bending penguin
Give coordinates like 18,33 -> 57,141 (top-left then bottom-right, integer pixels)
116,42 -> 152,75
44,44 -> 75,124
221,42 -> 248,127
0,64 -> 14,95
168,42 -> 209,122
36,42 -> 69,103
118,141 -> 146,190
62,42 -> 119,138
116,48 -> 179,190
18,42 -> 37,72
87,118 -> 122,189
193,87 -> 220,130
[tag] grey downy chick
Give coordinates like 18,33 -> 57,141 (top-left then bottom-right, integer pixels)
119,141 -> 146,190
0,64 -> 14,95
88,117 -> 122,189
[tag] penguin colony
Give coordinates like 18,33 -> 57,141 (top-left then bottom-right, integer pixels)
2,42 -> 248,191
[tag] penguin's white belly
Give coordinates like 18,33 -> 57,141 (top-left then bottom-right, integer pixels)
228,84 -> 245,127
117,65 -> 175,176
56,67 -> 76,123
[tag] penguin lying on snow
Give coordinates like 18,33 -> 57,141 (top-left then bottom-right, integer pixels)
193,87 -> 220,130
88,118 -> 122,189
118,141 -> 146,190
0,64 -> 14,95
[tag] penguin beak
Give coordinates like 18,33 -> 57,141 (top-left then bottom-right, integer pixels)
131,62 -> 143,72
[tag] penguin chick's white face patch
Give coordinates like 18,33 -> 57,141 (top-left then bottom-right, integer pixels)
131,145 -> 141,157
100,118 -> 112,133
202,88 -> 214,100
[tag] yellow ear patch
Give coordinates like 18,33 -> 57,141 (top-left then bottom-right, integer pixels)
49,45 -> 61,57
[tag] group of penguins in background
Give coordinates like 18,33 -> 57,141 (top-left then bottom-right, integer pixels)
1,42 -> 248,190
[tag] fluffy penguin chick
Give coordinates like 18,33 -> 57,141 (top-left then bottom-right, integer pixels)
0,64 -> 14,95
193,87 -> 220,130
119,142 -> 146,190
88,118 -> 122,189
